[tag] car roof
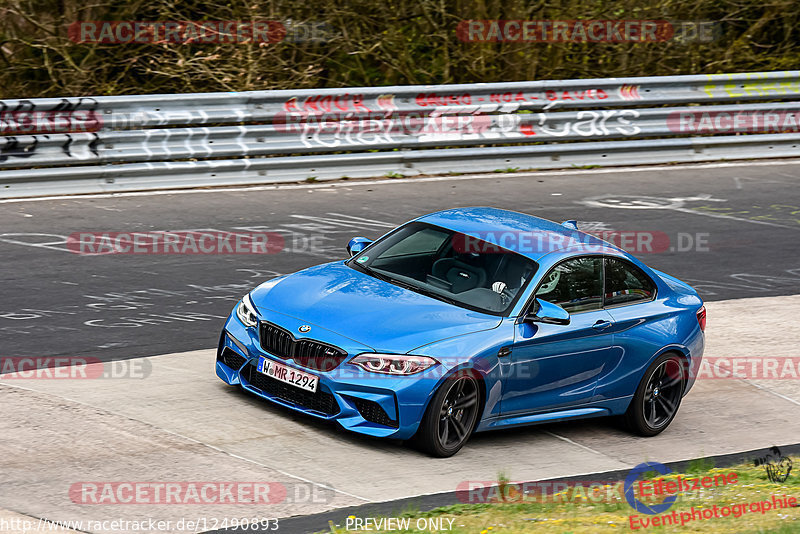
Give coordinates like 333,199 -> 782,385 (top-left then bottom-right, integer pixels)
415,207 -> 623,261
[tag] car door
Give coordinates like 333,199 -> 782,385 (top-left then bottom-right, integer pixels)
500,256 -> 621,415
594,256 -> 664,401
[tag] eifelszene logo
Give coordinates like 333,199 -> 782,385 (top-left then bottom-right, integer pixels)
624,462 -> 677,514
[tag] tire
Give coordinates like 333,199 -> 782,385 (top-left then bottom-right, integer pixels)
625,352 -> 686,437
413,372 -> 481,457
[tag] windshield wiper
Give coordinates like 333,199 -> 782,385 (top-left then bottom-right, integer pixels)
408,284 -> 461,306
362,266 -> 462,307
358,264 -> 393,284
365,266 -> 417,291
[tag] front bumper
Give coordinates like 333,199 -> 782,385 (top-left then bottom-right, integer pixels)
216,311 -> 440,440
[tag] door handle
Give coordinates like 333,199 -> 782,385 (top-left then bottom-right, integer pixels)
592,320 -> 613,331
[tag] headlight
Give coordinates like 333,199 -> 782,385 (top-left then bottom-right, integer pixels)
236,294 -> 259,328
349,354 -> 439,375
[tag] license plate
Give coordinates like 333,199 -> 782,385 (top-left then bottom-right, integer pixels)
257,356 -> 318,393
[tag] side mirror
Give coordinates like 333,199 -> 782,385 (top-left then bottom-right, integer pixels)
525,298 -> 570,325
347,237 -> 373,257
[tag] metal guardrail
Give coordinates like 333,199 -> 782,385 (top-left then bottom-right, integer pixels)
1,70 -> 800,198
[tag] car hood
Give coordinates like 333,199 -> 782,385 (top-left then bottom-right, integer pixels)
250,261 -> 502,354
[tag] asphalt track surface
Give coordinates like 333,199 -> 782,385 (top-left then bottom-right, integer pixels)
2,160 -> 800,363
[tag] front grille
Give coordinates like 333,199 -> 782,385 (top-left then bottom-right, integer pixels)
219,348 -> 247,370
294,339 -> 348,372
259,322 -> 348,372
259,323 -> 294,359
351,397 -> 398,428
245,364 -> 339,416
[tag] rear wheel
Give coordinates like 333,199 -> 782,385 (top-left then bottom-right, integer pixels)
414,373 -> 481,457
625,353 -> 685,436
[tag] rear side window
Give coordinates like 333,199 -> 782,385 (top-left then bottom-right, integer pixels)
535,256 -> 604,313
604,257 -> 656,306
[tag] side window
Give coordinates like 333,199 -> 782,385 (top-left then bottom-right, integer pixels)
535,256 -> 603,313
604,257 -> 656,306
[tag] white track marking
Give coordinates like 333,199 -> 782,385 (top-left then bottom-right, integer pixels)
740,379 -> 800,407
672,207 -> 797,230
2,159 -> 800,204
544,431 -> 606,456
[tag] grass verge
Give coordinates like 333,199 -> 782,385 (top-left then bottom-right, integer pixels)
324,456 -> 798,533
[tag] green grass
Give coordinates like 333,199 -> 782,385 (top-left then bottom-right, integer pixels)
323,457 -> 799,533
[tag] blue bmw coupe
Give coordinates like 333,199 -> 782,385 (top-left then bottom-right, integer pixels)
217,208 -> 705,457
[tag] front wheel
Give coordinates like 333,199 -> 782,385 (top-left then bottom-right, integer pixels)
625,353 -> 686,436
413,373 -> 481,457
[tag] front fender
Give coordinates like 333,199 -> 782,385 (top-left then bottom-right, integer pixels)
411,318 -> 516,424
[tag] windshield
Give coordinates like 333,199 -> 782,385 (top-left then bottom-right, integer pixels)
348,222 -> 538,316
